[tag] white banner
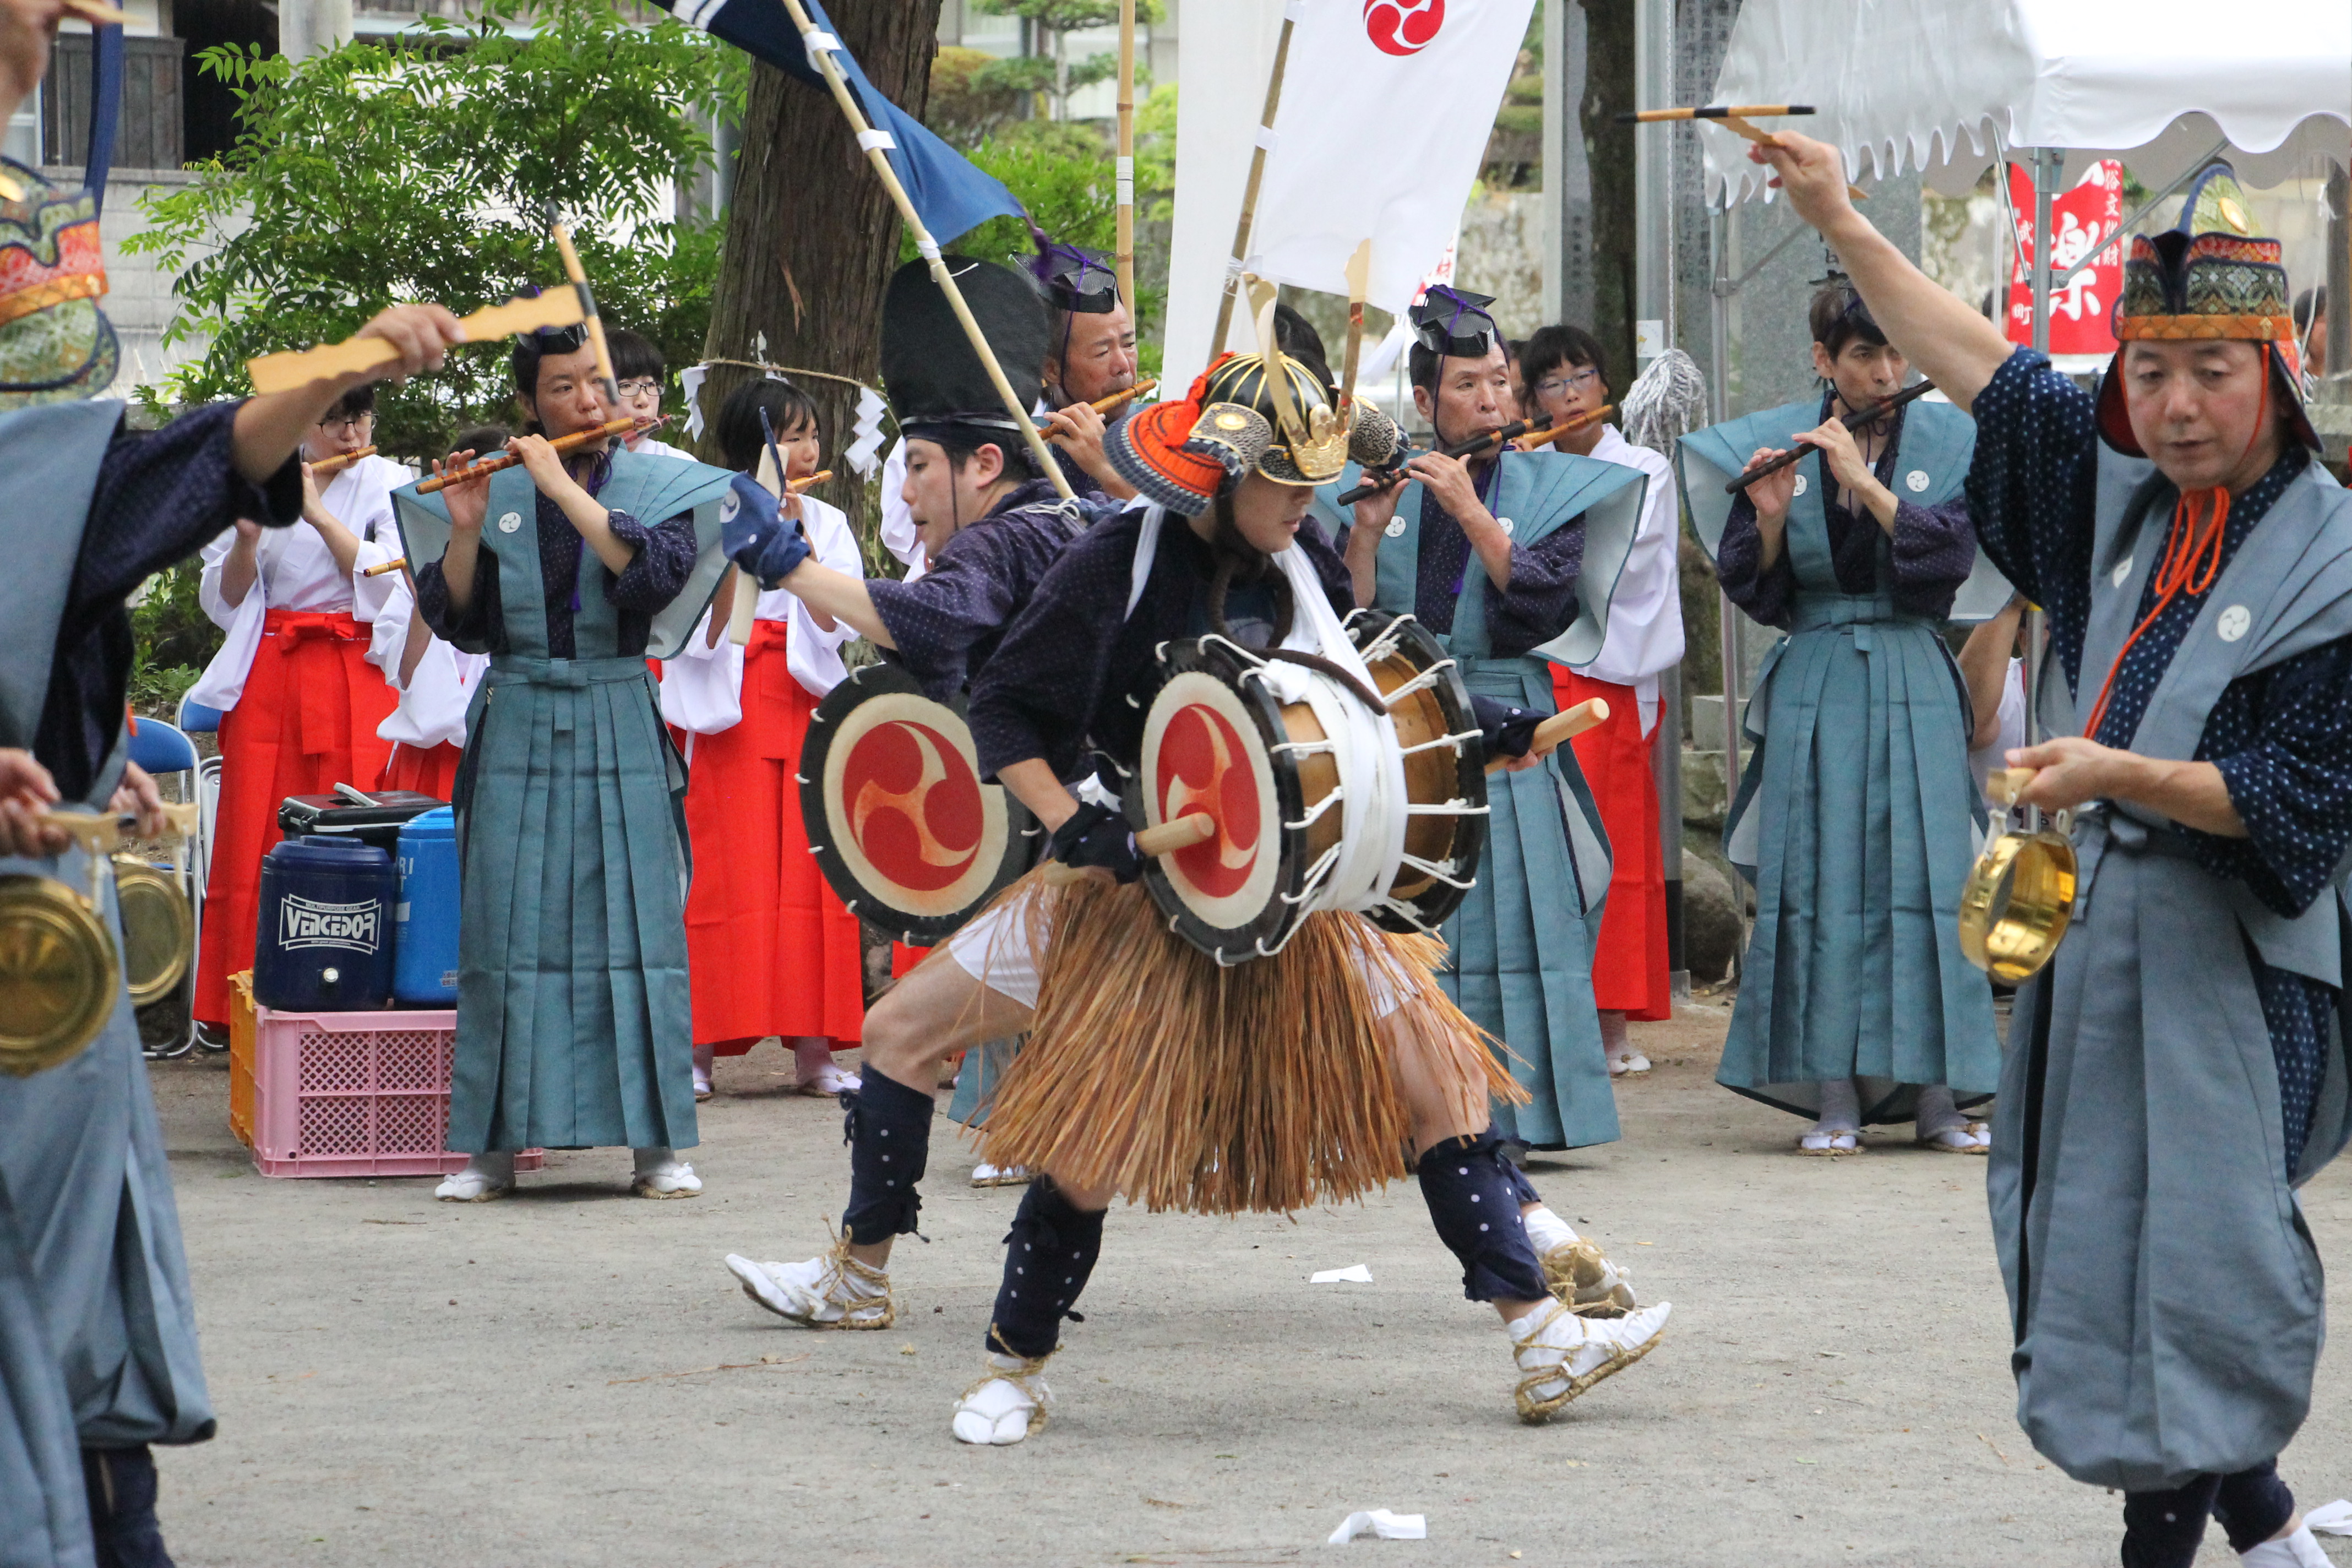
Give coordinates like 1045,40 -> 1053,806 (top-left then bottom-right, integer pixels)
1164,0 -> 1292,393
1246,0 -> 1535,315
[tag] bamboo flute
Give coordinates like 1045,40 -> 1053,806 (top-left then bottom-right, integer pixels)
1723,380 -> 1937,493
306,444 -> 377,477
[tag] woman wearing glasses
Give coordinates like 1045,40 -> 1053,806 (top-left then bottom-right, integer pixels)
189,382 -> 410,1036
1526,327 -> 1686,1076
607,328 -> 694,463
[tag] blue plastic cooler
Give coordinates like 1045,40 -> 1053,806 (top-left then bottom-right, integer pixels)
252,835 -> 396,1011
393,807 -> 460,1005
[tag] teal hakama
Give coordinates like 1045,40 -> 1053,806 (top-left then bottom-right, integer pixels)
1314,449 -> 1644,1148
1679,396 -> 2008,1121
397,453 -> 734,1154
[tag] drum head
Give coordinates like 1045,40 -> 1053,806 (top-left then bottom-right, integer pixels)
1135,639 -> 1314,963
799,661 -> 1038,945
0,874 -> 117,1076
1347,610 -> 1486,935
113,857 -> 193,1007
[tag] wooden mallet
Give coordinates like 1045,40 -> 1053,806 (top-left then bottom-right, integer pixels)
1485,698 -> 1610,774
1039,812 -> 1218,886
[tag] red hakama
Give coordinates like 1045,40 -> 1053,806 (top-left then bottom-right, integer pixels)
376,740 -> 462,801
678,619 -> 865,1051
194,609 -> 399,1025
1551,667 -> 1671,1021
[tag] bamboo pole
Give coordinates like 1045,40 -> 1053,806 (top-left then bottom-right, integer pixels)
771,0 -> 1074,501
1114,0 -> 1136,312
1336,240 -> 1371,416
1206,10 -> 1298,360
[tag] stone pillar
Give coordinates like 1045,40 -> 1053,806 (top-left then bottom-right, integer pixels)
279,0 -> 353,66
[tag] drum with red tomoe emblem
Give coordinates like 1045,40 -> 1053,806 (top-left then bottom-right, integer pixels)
799,661 -> 1039,945
1128,612 -> 1487,964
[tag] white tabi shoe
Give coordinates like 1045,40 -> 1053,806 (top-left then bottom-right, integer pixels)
632,1150 -> 703,1198
724,1243 -> 895,1330
2241,1524 -> 2333,1567
952,1351 -> 1054,1445
1509,1298 -> 1672,1423
971,1163 -> 1033,1188
434,1153 -> 514,1202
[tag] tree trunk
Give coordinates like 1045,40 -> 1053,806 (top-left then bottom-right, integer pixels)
1575,0 -> 1635,391
699,0 -> 944,545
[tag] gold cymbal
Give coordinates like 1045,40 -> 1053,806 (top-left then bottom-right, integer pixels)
1958,826 -> 2077,985
0,874 -> 119,1076
112,856 -> 193,1008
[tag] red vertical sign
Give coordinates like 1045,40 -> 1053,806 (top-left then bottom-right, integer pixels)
2005,160 -> 2125,355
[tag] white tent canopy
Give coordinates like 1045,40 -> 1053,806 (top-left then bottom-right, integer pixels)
1702,0 -> 2350,206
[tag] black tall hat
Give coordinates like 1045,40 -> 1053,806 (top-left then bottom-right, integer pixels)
1409,285 -> 1500,358
880,255 -> 1050,440
1029,236 -> 1119,315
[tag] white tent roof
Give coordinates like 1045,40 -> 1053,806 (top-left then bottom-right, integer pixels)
1702,0 -> 2350,205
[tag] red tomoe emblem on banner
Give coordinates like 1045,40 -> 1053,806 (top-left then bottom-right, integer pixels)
1155,703 -> 1261,898
841,720 -> 984,892
1364,0 -> 1443,55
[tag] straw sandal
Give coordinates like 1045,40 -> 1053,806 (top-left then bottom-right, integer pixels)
1796,1128 -> 1862,1156
1539,1237 -> 1636,1318
971,1163 -> 1033,1188
723,1236 -> 896,1330
1512,1299 -> 1672,1423
1916,1120 -> 1991,1155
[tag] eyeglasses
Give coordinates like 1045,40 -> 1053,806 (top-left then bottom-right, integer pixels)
1534,368 -> 1603,399
317,412 -> 373,433
614,378 -> 662,400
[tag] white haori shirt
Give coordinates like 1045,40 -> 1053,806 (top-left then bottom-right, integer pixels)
1576,426 -> 1685,736
189,453 -> 409,711
662,492 -> 865,737
352,566 -> 487,752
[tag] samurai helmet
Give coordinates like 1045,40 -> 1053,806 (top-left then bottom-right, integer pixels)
2097,162 -> 2317,453
0,165 -> 116,411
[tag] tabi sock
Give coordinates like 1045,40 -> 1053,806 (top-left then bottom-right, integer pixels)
83,1445 -> 173,1568
839,1065 -> 934,1244
987,1175 -> 1106,1360
1914,1083 -> 1968,1137
792,1036 -> 836,1078
1417,1132 -> 1549,1303
1812,1077 -> 1861,1134
1522,1205 -> 1579,1257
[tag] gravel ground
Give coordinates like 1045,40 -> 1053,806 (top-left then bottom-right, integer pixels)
143,1000 -> 2352,1567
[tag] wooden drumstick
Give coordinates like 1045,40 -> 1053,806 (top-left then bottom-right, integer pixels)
59,0 -> 132,23
1039,812 -> 1217,886
307,444 -> 377,477
1485,698 -> 1610,774
1616,104 -> 1866,200
245,288 -> 587,395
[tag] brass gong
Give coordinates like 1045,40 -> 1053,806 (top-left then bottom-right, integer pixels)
1958,767 -> 2076,985
0,803 -> 200,1077
112,854 -> 193,1006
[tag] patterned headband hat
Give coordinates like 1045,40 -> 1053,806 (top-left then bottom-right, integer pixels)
0,166 -> 118,411
2095,162 -> 2318,454
1110,352 -> 1403,515
1410,285 -> 1499,358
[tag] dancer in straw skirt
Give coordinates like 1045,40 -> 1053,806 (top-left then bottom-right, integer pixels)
717,339 -> 1670,1444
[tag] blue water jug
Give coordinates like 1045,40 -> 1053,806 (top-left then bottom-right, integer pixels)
393,807 -> 460,1006
252,835 -> 396,1011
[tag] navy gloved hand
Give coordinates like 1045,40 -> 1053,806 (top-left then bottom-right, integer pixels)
1046,800 -> 1143,883
1470,694 -> 1543,760
721,472 -> 810,589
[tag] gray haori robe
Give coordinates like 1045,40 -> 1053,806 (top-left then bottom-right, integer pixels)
1313,449 -> 1645,1150
1992,449 -> 2352,1491
0,399 -> 219,1567
1679,397 -> 2005,1121
398,454 -> 735,1154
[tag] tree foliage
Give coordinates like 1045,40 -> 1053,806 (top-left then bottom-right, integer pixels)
124,0 -> 742,460
969,0 -> 1161,124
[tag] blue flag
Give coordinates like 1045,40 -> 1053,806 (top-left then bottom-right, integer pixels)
666,0 -> 1025,244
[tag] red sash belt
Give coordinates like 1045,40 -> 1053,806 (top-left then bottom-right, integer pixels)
264,608 -> 366,758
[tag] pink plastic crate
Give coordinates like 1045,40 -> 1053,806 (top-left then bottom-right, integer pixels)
249,1004 -> 545,1179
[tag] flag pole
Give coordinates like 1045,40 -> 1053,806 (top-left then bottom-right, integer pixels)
1207,7 -> 1297,359
1114,0 -> 1136,312
772,0 -> 1074,500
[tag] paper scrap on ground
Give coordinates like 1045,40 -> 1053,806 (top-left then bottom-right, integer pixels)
1328,1509 -> 1425,1544
1310,1265 -> 1374,1284
2304,1499 -> 2352,1535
